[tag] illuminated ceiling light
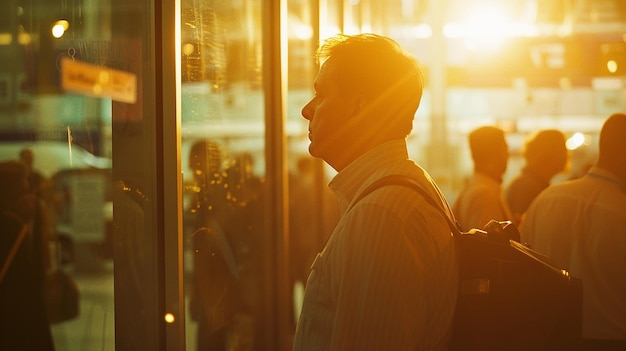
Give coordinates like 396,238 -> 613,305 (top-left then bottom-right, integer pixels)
566,132 -> 585,150
51,19 -> 70,39
607,60 -> 618,74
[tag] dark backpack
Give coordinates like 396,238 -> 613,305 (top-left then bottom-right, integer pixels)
356,175 -> 582,351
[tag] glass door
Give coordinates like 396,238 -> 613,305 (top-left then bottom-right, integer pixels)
0,0 -> 172,349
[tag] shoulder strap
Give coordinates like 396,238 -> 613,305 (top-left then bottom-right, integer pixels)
0,223 -> 30,285
353,175 -> 463,237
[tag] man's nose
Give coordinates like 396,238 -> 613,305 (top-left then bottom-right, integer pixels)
301,100 -> 313,121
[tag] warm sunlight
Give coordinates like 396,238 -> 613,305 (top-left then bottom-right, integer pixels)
566,132 -> 586,150
443,3 -> 536,52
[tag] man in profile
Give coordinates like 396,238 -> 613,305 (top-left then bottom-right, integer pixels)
293,34 -> 458,350
520,113 -> 626,350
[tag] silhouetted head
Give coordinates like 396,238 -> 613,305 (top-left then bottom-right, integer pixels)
227,153 -> 255,181
19,148 -> 35,171
597,113 -> 626,185
0,161 -> 28,210
189,140 -> 223,177
523,129 -> 568,181
469,126 -> 509,182
301,33 -> 424,171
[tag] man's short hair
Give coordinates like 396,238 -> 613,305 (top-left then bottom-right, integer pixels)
317,34 -> 424,136
189,139 -> 223,174
469,126 -> 506,164
523,129 -> 567,166
599,113 -> 626,165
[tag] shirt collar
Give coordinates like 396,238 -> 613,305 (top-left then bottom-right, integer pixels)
329,139 -> 409,208
473,172 -> 503,188
586,166 -> 625,192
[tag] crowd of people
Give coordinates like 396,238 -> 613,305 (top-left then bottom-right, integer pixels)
450,116 -> 625,350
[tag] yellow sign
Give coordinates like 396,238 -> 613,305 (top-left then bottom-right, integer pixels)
61,57 -> 137,104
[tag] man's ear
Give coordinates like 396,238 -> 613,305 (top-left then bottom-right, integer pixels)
348,96 -> 367,118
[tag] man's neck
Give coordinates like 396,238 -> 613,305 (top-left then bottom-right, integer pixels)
475,168 -> 502,184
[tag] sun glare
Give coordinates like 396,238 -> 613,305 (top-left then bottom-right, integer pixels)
465,6 -> 510,36
566,132 -> 586,150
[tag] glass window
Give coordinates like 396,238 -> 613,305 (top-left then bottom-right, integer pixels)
180,1 -> 271,350
0,0 -> 165,349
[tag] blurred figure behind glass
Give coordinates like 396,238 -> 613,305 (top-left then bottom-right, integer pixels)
188,141 -> 265,350
0,160 -> 55,350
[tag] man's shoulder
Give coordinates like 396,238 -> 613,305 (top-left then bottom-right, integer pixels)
458,180 -> 499,203
351,173 -> 442,217
536,177 -> 586,199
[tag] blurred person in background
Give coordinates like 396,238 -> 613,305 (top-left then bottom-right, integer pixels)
188,141 -> 265,350
221,152 -> 265,350
0,160 -> 55,350
520,113 -> 626,351
187,139 -> 235,350
505,129 -> 568,224
294,33 -> 458,350
452,126 -> 513,231
19,147 -> 48,198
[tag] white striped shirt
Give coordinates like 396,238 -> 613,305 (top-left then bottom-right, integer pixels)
520,167 -> 626,340
293,140 -> 458,351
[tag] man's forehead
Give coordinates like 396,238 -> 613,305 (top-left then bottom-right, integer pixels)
315,60 -> 338,90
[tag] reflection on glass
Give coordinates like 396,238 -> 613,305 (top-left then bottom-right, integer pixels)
180,1 -> 266,349
0,0 -> 150,348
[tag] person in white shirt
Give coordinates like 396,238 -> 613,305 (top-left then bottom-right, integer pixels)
520,113 -> 626,351
292,33 -> 458,351
452,126 -> 513,231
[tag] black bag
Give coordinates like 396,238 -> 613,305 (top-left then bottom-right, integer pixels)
357,175 -> 582,351
45,269 -> 80,324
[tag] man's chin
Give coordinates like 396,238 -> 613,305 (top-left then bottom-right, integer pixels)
309,142 -> 322,157
307,144 -> 325,160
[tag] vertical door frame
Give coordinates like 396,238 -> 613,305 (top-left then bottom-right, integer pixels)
157,0 -> 185,349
